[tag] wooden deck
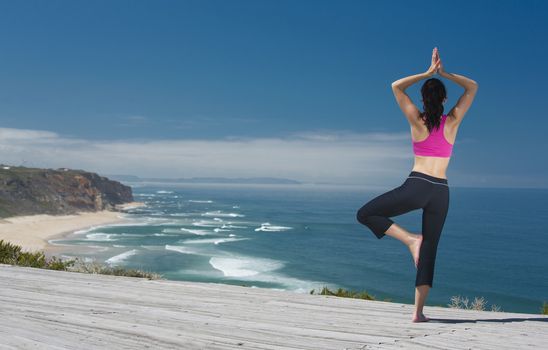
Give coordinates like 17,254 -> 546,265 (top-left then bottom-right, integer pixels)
0,264 -> 546,349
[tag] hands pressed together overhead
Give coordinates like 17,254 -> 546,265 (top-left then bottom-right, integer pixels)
427,47 -> 445,77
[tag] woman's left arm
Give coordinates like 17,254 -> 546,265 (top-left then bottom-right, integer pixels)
390,73 -> 428,125
391,47 -> 440,125
391,71 -> 431,91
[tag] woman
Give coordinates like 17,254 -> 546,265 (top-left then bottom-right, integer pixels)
356,47 -> 478,322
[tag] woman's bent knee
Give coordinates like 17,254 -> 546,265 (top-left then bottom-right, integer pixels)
356,207 -> 379,228
356,207 -> 369,225
356,208 -> 391,239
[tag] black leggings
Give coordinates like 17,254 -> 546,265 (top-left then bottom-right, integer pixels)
356,171 -> 450,288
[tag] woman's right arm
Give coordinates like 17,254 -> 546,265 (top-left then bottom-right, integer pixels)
439,71 -> 478,91
439,70 -> 479,123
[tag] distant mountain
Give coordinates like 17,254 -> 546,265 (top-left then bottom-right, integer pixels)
103,174 -> 142,182
0,165 -> 133,218
106,175 -> 302,185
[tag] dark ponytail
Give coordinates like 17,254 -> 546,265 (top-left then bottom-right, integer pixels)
420,78 -> 447,132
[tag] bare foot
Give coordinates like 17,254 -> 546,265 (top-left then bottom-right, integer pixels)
412,312 -> 430,322
408,234 -> 423,268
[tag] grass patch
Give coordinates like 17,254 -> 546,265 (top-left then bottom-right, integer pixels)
0,239 -> 72,270
448,295 -> 502,312
68,258 -> 162,279
542,301 -> 548,315
0,239 -> 162,280
310,286 -> 376,300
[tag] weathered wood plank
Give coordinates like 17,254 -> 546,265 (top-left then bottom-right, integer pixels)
0,264 -> 546,349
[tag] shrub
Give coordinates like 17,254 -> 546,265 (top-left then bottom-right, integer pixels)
541,301 -> 548,315
0,239 -> 74,269
68,258 -> 162,280
0,239 -> 22,264
448,295 -> 502,312
310,286 -> 375,300
0,240 -> 161,280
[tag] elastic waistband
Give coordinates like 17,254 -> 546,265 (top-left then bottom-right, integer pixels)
408,171 -> 448,185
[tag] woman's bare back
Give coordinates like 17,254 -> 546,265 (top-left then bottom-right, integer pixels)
410,114 -> 461,179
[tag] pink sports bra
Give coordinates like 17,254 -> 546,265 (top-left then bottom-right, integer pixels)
412,114 -> 453,158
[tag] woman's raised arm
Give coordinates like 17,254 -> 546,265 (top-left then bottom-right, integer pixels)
438,56 -> 478,123
390,48 -> 441,126
439,71 -> 478,91
391,47 -> 440,91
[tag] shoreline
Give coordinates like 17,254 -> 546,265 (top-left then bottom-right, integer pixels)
0,202 -> 144,254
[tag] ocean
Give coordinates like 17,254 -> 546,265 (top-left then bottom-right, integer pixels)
50,181 -> 548,315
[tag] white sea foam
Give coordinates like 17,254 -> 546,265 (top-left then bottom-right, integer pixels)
189,200 -> 213,203
47,239 -> 70,246
156,190 -> 174,194
165,244 -> 200,255
86,245 -> 111,252
119,233 -> 142,237
213,237 -> 247,245
180,228 -> 211,235
86,233 -> 116,241
119,203 -> 146,210
170,251 -> 327,293
135,193 -> 156,197
213,228 -> 232,233
209,256 -> 284,277
192,220 -> 221,228
161,228 -> 184,234
167,213 -> 193,217
251,275 -> 332,294
117,221 -> 157,227
229,234 -> 236,237
112,244 -> 126,248
254,222 -> 293,232
210,255 -> 328,292
140,218 -> 189,226
221,224 -> 246,229
201,211 -> 245,218
74,226 -> 101,235
105,249 -> 138,265
154,233 -> 176,237
140,245 -> 164,250
76,221 -> 151,236
179,237 -> 248,245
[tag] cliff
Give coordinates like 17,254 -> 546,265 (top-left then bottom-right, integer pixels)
0,165 -> 133,218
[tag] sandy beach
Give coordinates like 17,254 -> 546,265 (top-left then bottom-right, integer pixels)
0,202 -> 144,253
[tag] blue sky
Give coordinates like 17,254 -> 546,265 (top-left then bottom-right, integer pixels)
0,0 -> 547,188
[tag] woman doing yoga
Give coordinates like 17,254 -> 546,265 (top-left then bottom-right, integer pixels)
356,47 -> 478,322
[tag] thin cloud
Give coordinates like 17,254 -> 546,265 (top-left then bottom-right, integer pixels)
116,115 -> 150,127
165,115 -> 261,130
0,127 -> 58,140
291,130 -> 410,142
0,127 -> 413,186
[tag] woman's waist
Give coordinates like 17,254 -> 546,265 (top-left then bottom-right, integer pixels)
412,157 -> 450,179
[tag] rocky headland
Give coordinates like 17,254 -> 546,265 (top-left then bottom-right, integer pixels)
0,165 -> 133,218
